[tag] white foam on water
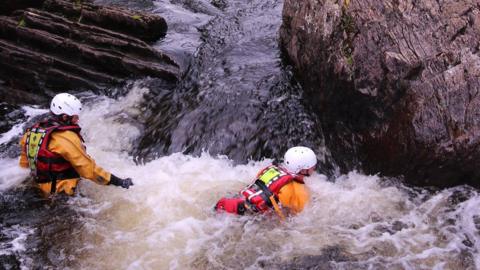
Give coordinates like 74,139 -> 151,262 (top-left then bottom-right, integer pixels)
1,84 -> 479,269
0,158 -> 29,191
0,225 -> 35,270
450,192 -> 480,267
0,106 -> 49,191
0,226 -> 32,255
44,87 -> 476,269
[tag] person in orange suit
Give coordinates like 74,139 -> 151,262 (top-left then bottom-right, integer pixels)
19,93 -> 133,197
215,146 -> 317,219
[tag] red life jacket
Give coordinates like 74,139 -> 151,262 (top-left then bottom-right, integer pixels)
240,165 -> 294,212
25,120 -> 82,187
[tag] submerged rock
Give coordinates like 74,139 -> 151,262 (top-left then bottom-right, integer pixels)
0,187 -> 84,269
280,0 -> 480,188
0,0 -> 179,105
261,246 -> 355,270
0,254 -> 20,270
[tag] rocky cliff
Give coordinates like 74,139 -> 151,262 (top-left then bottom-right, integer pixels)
280,0 -> 480,187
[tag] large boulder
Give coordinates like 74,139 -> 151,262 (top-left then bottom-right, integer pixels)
280,0 -> 480,187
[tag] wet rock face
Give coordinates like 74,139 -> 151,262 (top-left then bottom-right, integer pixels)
43,0 -> 167,42
280,0 -> 480,188
0,0 -> 178,105
93,0 -> 155,12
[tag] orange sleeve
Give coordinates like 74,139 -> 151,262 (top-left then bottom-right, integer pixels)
48,130 -> 112,185
278,181 -> 310,214
19,133 -> 29,168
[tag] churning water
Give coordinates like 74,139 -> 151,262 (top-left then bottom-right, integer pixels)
1,0 -> 479,269
1,86 -> 479,270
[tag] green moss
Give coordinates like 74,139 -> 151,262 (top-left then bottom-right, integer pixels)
340,11 -> 355,35
341,42 -> 354,66
346,54 -> 353,66
340,6 -> 357,67
18,18 -> 26,27
132,15 -> 143,21
74,0 -> 82,9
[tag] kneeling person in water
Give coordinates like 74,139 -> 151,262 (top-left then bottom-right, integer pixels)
215,146 -> 317,218
19,93 -> 134,197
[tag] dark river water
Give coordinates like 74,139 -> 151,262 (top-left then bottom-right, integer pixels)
0,0 -> 479,269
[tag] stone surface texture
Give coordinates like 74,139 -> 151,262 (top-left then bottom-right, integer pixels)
280,0 -> 480,187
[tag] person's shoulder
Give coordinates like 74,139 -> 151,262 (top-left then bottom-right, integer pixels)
52,129 -> 81,142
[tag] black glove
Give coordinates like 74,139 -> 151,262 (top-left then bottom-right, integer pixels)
109,174 -> 134,189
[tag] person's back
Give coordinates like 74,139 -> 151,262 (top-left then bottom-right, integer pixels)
278,180 -> 309,214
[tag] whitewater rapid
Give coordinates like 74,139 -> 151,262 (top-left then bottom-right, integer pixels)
1,86 -> 478,269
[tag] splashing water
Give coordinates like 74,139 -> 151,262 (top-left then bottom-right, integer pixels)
2,87 -> 478,269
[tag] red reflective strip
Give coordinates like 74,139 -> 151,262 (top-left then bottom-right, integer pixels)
268,175 -> 293,193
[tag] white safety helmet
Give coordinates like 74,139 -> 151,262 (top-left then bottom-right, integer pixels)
50,93 -> 82,116
283,146 -> 317,174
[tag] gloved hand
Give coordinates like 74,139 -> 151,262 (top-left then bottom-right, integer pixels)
214,197 -> 246,215
109,174 -> 134,189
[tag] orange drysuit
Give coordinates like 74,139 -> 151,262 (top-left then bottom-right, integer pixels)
20,129 -> 112,196
278,180 -> 309,214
